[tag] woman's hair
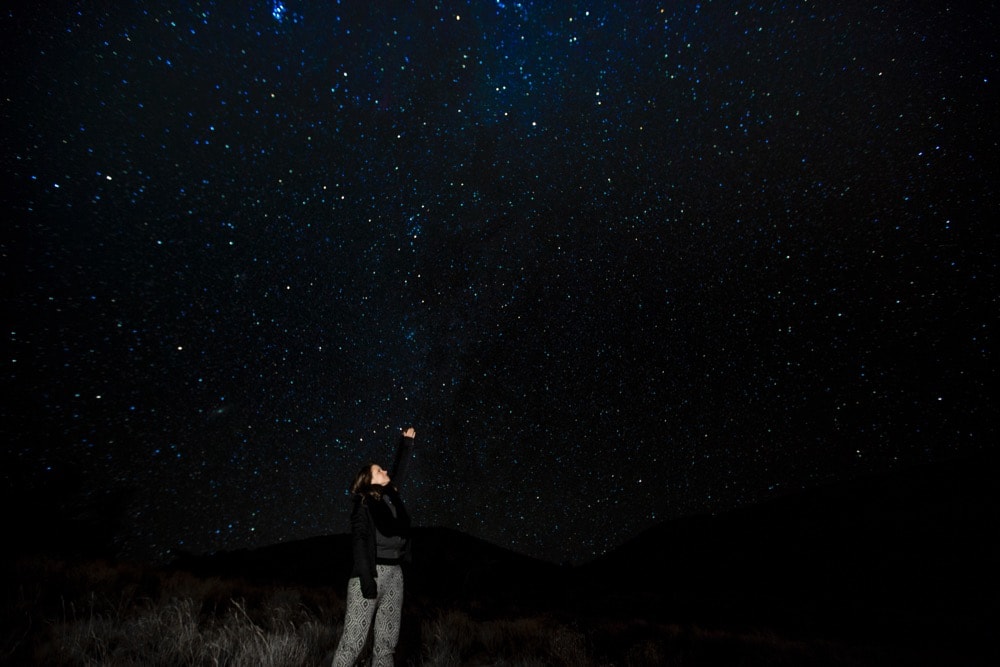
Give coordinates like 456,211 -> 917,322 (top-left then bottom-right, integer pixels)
350,462 -> 380,499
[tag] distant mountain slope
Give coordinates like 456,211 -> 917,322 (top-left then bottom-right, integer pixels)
171,453 -> 994,646
576,453 -> 996,642
170,525 -> 567,606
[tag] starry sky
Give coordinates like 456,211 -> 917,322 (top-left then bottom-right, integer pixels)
3,0 -> 996,565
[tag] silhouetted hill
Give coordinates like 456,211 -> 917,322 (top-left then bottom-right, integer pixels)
171,525 -> 568,608
405,526 -> 569,607
170,453 -> 994,652
171,533 -> 352,587
576,452 -> 996,648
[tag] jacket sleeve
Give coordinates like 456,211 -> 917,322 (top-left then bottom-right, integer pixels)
350,496 -> 377,598
390,434 -> 415,489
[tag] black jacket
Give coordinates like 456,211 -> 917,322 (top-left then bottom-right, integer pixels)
349,435 -> 414,598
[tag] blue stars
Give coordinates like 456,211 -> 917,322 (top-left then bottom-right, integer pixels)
270,1 -> 303,26
406,214 -> 423,245
271,1 -> 286,23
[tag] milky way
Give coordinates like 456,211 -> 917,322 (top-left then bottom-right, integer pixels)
3,1 -> 996,564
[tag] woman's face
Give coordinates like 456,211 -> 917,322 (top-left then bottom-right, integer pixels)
370,464 -> 390,486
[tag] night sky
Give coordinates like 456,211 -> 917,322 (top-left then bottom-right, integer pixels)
3,1 -> 996,565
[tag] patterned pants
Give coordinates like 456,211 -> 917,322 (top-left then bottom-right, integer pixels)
332,564 -> 404,667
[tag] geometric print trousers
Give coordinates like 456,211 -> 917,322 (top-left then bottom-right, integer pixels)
332,564 -> 404,667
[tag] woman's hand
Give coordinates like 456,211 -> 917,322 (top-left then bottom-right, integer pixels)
402,427 -> 416,439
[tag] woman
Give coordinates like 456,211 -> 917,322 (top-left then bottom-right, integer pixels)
332,427 -> 415,667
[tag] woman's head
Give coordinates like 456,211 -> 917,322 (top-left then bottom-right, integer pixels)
350,462 -> 390,495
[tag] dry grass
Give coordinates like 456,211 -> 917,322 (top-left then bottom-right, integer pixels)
37,595 -> 339,666
421,609 -> 592,666
3,556 -> 342,666
1,555 -> 964,666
